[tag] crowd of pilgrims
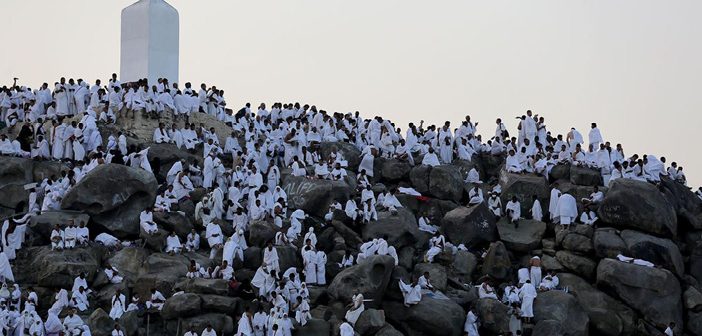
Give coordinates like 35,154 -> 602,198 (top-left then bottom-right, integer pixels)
0,74 -> 688,336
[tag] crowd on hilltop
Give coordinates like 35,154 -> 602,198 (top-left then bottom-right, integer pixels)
0,74 -> 688,336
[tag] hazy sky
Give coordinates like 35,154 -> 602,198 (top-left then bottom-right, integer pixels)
3,1 -> 701,186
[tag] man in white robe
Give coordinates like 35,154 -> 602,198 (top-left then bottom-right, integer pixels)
505,196 -> 521,227
555,193 -> 578,227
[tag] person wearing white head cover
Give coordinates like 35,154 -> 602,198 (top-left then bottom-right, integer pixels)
316,250 -> 327,285
344,290 -> 365,326
519,280 -> 537,323
531,196 -> 543,222
358,146 -> 375,177
467,186 -> 484,206
139,208 -> 158,234
222,235 -> 243,266
548,186 -> 562,223
421,147 -> 440,167
263,243 -> 280,274
302,246 -> 317,285
303,227 -> 318,248
399,278 -> 422,307
555,193 -> 578,226
465,168 -> 482,184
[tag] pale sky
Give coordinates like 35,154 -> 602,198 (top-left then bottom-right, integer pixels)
2,1 -> 701,186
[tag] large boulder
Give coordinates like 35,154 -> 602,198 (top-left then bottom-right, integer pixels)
499,168 -> 549,215
598,179 -> 677,236
556,225 -> 594,254
173,278 -> 230,296
409,165 -> 431,194
533,291 -> 590,336
597,258 -> 682,329
570,165 -> 603,186
0,158 -> 66,213
453,250 -> 478,278
200,295 -> 243,316
61,164 -> 158,238
496,218 -> 546,252
555,251 -> 596,279
659,176 -> 702,230
620,229 -> 684,276
281,176 -> 351,217
356,309 -> 386,335
249,220 -> 279,247
427,165 -> 464,201
318,141 -> 362,172
593,228 -> 627,259
383,297 -> 465,336
482,241 -> 512,281
161,293 -> 203,319
87,308 -> 119,336
153,211 -> 193,238
17,246 -> 105,288
440,204 -> 497,246
396,194 -> 460,223
362,209 -> 423,249
327,255 -> 395,305
134,253 -> 190,297
559,273 -> 639,336
377,158 -> 412,182
475,298 -> 510,334
107,247 -> 149,283
28,212 -> 90,243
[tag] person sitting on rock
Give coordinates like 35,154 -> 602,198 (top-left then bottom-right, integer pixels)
112,323 -> 125,336
505,196 -> 521,228
145,288 -> 165,311
201,323 -> 217,336
165,231 -> 182,255
468,185 -> 484,206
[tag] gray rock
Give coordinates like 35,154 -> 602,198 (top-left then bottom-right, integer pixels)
28,211 -> 90,243
153,211 -> 193,238
598,179 -> 677,236
281,176 -> 351,217
532,320 -> 565,336
550,164 -> 571,181
134,253 -> 190,297
375,324 -> 404,336
496,218 -> 546,252
87,308 -> 118,336
555,251 -> 596,279
330,220 -> 363,248
475,298 -> 510,334
327,255 -> 395,305
428,164 -> 464,201
61,164 -> 158,238
409,165 -> 432,194
559,273 -> 638,336
541,255 -> 565,272
570,165 -> 603,186
560,231 -> 594,254
378,158 -> 412,182
596,258 -> 682,329
533,291 -> 590,336
686,287 -> 702,313
659,176 -> 702,230
296,318 -> 332,336
482,241 -> 512,281
356,309 -> 386,335
499,168 -> 550,216
440,204 -> 497,246
362,208 -> 423,249
17,246 -> 105,288
453,250 -> 477,277
383,297 -> 465,336
161,293 -> 202,319
689,311 -> 702,336
200,295 -> 243,316
249,220 -> 279,247
593,228 -> 627,259
173,278 -> 230,296
620,229 -> 684,276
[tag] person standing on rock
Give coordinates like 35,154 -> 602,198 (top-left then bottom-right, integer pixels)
519,279 -> 537,324
554,192 -> 577,228
302,246 -> 317,285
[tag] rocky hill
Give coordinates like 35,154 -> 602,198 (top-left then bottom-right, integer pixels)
2,110 -> 701,336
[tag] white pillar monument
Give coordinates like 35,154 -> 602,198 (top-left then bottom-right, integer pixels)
120,0 -> 179,84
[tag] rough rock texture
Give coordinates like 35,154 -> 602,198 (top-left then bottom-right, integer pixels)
383,297 -> 465,336
533,290 -> 590,336
620,229 -> 684,276
496,218 -> 546,252
327,255 -> 395,304
476,298 -> 510,334
499,167 -> 550,215
556,250 -> 597,279
482,241 -> 512,281
559,273 -> 639,336
440,204 -> 497,246
281,176 -> 352,217
61,163 -> 158,238
362,209 -> 423,249
597,258 -> 683,329
598,179 -> 677,236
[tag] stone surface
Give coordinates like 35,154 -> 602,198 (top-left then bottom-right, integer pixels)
362,208 -> 423,249
496,218 -> 546,252
383,297 -> 465,336
327,255 -> 395,305
533,290 -> 590,336
597,258 -> 682,329
598,179 -> 677,236
482,241 -> 512,281
620,229 -> 684,276
440,204 -> 497,246
281,176 -> 352,217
